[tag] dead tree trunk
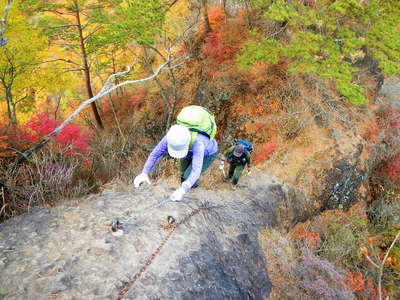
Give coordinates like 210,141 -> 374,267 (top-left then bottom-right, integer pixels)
15,58 -> 185,165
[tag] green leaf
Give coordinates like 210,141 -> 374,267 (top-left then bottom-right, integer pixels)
238,0 -> 400,104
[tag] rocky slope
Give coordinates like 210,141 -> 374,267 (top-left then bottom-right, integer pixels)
0,172 -> 315,300
1,71 -> 397,299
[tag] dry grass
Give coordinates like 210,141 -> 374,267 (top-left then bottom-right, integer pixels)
0,114 -> 165,221
1,151 -> 90,220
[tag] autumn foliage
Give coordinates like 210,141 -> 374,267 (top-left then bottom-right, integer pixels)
345,271 -> 388,300
0,136 -> 13,158
253,142 -> 278,165
292,229 -> 321,249
387,156 -> 400,180
345,271 -> 366,292
22,113 -> 92,157
202,6 -> 241,64
385,108 -> 400,180
208,6 -> 225,30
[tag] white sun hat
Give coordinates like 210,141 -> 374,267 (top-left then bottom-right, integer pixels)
166,125 -> 191,158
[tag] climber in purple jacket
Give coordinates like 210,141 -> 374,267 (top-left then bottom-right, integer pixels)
134,124 -> 218,201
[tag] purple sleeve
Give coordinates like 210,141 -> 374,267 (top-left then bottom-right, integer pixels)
182,139 -> 205,192
142,136 -> 168,174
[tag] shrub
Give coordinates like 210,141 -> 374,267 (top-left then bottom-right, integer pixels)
345,271 -> 366,292
202,31 -> 234,64
366,188 -> 400,233
208,5 -> 225,31
130,88 -> 146,108
253,141 -> 278,165
369,104 -> 400,196
3,150 -> 89,217
292,196 -> 400,299
292,228 -> 321,249
299,247 -> 354,300
387,156 -> 400,180
22,113 -> 92,157
316,207 -> 369,268
0,135 -> 14,158
87,120 -> 152,184
261,228 -> 354,299
202,6 -> 246,64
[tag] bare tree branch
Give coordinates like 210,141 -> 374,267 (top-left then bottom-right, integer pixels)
48,24 -> 79,29
93,69 -> 126,140
165,58 -> 188,69
265,22 -> 288,40
63,68 -> 85,73
53,43 -> 81,56
16,57 -> 188,164
378,230 -> 400,300
143,46 -> 172,111
14,94 -> 29,105
44,58 -> 83,67
83,24 -> 103,41
168,0 -> 179,8
98,67 -> 132,94
0,187 -> 7,218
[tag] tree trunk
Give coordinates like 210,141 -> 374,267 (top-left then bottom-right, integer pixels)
222,0 -> 227,15
16,60 -> 173,165
143,47 -> 171,122
10,102 -> 17,126
111,53 -> 124,96
165,62 -> 179,131
5,86 -> 16,126
74,0 -> 104,129
143,45 -> 179,132
201,0 -> 211,33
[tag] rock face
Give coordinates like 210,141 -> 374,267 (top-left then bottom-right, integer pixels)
319,143 -> 367,211
3,77 -> 392,300
378,76 -> 400,104
0,172 -> 315,300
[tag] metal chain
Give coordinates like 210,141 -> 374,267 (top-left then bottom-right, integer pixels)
113,196 -> 223,227
115,204 -> 221,300
112,197 -> 202,230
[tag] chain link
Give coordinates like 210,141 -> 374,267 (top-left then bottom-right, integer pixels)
115,204 -> 221,300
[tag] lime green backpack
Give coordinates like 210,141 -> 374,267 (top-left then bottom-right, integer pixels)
176,106 -> 217,145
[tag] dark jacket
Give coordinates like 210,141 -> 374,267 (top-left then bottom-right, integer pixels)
223,146 -> 251,166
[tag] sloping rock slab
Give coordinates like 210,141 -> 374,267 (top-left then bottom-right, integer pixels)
0,173 -> 309,300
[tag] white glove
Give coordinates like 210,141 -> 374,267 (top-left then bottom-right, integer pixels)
170,187 -> 186,201
133,173 -> 151,187
219,161 -> 225,170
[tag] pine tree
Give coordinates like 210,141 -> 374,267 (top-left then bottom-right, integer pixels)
238,0 -> 400,104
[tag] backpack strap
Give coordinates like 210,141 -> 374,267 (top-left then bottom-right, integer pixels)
188,129 -> 213,151
189,128 -> 211,139
188,131 -> 198,149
